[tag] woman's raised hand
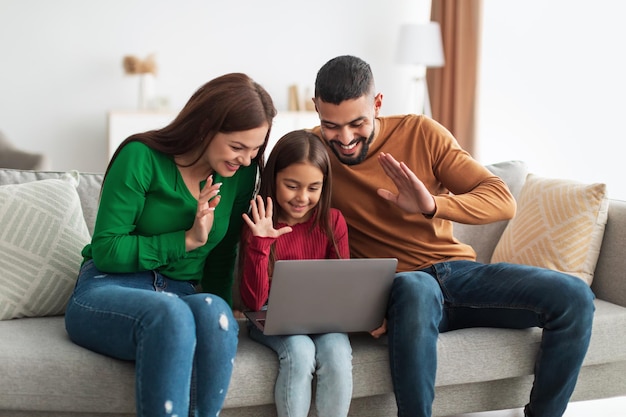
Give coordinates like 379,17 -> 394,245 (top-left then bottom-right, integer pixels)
185,175 -> 222,251
242,195 -> 292,238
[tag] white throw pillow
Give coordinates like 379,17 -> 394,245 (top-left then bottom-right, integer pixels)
491,174 -> 608,285
0,172 -> 90,320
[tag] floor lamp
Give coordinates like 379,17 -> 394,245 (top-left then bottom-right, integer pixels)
396,22 -> 445,117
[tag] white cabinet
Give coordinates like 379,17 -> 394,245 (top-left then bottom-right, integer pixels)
107,110 -> 176,158
107,110 -> 319,160
265,111 -> 320,155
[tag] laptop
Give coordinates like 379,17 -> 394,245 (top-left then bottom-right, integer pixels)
244,258 -> 398,336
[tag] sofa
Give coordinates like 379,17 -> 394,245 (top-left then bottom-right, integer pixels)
1,161 -> 625,417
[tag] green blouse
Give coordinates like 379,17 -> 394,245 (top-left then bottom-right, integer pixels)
81,141 -> 257,305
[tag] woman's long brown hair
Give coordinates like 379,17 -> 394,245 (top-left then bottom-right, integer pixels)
104,73 -> 277,183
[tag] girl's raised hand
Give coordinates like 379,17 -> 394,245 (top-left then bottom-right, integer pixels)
243,195 -> 292,238
185,175 -> 222,251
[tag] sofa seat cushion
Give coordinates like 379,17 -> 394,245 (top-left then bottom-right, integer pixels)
432,299 -> 626,385
2,299 -> 624,414
0,316 -> 135,414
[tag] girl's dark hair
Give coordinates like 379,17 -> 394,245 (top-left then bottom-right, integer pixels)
105,73 -> 277,180
257,129 -> 343,272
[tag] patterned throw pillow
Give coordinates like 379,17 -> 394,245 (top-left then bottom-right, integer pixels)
491,174 -> 608,285
0,172 -> 90,320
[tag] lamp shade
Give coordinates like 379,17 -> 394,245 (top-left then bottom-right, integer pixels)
396,22 -> 445,67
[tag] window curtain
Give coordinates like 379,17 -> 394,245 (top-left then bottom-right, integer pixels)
429,0 -> 483,156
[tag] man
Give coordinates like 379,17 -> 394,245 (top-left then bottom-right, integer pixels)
309,55 -> 595,417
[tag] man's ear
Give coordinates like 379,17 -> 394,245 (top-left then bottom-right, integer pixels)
374,93 -> 383,116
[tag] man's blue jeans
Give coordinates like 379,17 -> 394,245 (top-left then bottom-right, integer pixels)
387,261 -> 595,417
64,260 -> 239,417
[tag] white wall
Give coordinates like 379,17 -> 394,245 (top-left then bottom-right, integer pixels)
0,0 -> 430,172
477,0 -> 626,200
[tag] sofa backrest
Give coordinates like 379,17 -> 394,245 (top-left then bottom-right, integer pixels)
0,168 -> 103,236
3,166 -> 625,308
592,199 -> 626,305
452,160 -> 528,264
0,163 -> 528,265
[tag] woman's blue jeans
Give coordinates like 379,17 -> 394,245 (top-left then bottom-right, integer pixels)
248,322 -> 353,417
387,260 -> 595,417
64,260 -> 239,417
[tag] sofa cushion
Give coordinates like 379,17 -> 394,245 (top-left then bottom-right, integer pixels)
2,299 -> 625,415
0,173 -> 90,320
0,169 -> 104,236
491,174 -> 608,285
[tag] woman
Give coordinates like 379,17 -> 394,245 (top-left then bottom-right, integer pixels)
65,73 -> 276,417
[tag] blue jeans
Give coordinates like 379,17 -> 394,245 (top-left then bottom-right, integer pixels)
64,260 -> 239,417
387,260 -> 595,417
248,322 -> 353,417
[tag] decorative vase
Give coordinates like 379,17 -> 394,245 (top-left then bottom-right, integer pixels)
138,74 -> 155,110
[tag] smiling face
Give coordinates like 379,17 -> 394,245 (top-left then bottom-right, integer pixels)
315,93 -> 382,166
205,124 -> 269,177
275,161 -> 324,226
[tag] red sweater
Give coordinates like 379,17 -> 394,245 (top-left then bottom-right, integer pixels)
240,208 -> 349,311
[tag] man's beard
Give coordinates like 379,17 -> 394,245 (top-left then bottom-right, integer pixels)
328,127 -> 375,166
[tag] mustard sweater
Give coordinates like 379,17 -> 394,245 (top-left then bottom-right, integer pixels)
312,115 -> 515,272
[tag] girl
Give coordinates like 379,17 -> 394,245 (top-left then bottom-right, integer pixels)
64,73 -> 276,417
240,129 -> 353,417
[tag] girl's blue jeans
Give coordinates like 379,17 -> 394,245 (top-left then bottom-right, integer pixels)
248,322 -> 353,417
388,260 -> 595,417
64,260 -> 239,417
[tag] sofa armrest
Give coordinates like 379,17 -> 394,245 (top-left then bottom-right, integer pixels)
591,199 -> 626,307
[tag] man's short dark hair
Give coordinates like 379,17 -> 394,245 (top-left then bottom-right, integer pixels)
314,55 -> 375,104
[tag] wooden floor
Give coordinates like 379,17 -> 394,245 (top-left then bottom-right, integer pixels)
447,396 -> 626,417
